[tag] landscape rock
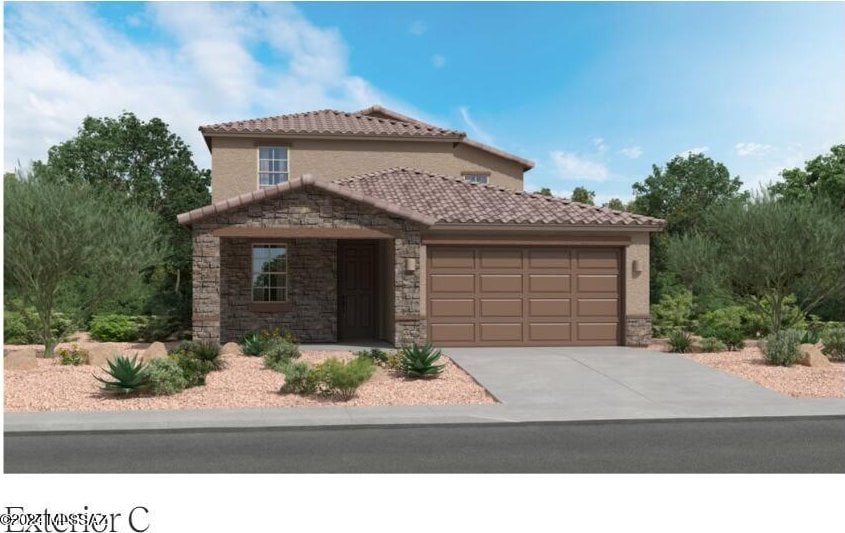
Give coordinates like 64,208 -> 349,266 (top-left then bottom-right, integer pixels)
4,348 -> 37,370
221,342 -> 242,356
142,342 -> 169,362
87,345 -> 124,368
799,343 -> 831,368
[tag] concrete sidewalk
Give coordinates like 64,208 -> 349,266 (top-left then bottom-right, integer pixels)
6,347 -> 845,433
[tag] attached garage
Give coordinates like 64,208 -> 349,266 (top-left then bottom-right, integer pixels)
427,246 -> 622,346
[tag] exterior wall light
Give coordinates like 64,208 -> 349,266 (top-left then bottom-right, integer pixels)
405,257 -> 417,272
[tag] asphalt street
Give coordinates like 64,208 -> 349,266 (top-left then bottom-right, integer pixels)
6,416 -> 845,473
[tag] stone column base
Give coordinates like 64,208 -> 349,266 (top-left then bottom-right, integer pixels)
394,318 -> 427,348
625,315 -> 652,347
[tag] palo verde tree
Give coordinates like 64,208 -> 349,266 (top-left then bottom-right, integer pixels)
32,112 -> 210,322
768,144 -> 845,209
4,174 -> 168,356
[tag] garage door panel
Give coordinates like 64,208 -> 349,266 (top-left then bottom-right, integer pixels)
480,274 -> 522,293
480,248 -> 523,269
577,249 -> 619,269
529,298 -> 571,317
529,323 -> 571,342
429,248 -> 475,269
430,274 -> 474,293
578,298 -> 618,317
430,323 -> 475,343
577,322 -> 619,341
529,274 -> 570,293
480,323 -> 522,341
429,299 -> 474,318
577,274 -> 619,293
528,249 -> 571,269
480,299 -> 522,317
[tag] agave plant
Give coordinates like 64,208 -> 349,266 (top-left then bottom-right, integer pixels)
399,343 -> 446,379
95,355 -> 150,395
241,333 -> 265,356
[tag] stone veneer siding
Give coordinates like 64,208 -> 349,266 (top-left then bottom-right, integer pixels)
624,315 -> 652,347
191,188 -> 425,347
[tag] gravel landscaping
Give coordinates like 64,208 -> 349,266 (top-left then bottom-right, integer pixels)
4,341 -> 495,412
648,342 -> 845,398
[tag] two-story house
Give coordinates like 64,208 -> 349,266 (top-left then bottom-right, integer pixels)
178,106 -> 664,348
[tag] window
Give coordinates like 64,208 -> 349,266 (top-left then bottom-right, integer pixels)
251,244 -> 288,302
463,173 -> 489,185
258,147 -> 289,187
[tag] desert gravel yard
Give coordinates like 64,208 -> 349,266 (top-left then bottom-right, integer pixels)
649,343 -> 845,398
4,346 -> 494,412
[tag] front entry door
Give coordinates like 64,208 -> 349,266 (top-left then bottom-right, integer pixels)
338,241 -> 378,340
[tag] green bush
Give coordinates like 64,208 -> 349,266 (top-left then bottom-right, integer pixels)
699,337 -> 727,353
384,352 -> 402,371
355,348 -> 389,366
89,314 -> 143,342
95,355 -> 149,395
169,344 -> 216,387
760,329 -> 804,367
279,362 -> 321,395
147,358 -> 188,395
697,306 -> 759,339
241,333 -> 265,356
667,330 -> 693,353
314,357 -> 376,401
4,312 -> 33,344
399,343 -> 446,378
263,339 -> 301,371
57,345 -> 89,366
821,327 -> 845,361
651,289 -> 695,337
3,309 -> 73,345
746,294 -> 806,336
180,340 -> 223,370
716,328 -> 745,351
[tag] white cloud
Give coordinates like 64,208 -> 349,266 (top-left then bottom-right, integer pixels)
458,106 -> 495,145
735,142 -> 773,157
3,3 -> 406,170
550,151 -> 609,182
678,146 -> 710,157
591,137 -> 608,154
432,54 -> 446,68
619,146 -> 643,159
409,20 -> 427,35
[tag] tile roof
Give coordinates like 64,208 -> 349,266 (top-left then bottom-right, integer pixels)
199,109 -> 464,139
334,168 -> 665,227
178,168 -> 665,229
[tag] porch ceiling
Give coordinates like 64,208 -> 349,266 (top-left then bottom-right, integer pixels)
211,227 -> 399,239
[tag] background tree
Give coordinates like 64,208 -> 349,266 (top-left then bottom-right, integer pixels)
4,174 -> 168,355
768,144 -> 844,208
535,187 -> 553,197
663,194 -> 844,333
570,186 -> 595,205
32,112 -> 210,323
604,198 -> 625,211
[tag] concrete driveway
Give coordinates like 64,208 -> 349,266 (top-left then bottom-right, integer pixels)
445,346 -> 842,419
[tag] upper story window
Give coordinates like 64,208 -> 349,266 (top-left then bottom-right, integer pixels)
258,146 -> 289,187
252,244 -> 288,302
462,172 -> 489,185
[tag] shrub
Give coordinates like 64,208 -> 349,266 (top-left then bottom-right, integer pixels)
697,306 -> 758,339
139,315 -> 182,342
384,352 -> 402,371
355,348 -> 389,366
699,337 -> 727,353
279,362 -> 320,395
399,343 -> 446,378
715,328 -> 745,351
760,329 -> 804,366
147,358 -> 188,395
799,330 -> 820,345
95,355 -> 149,395
4,309 -> 73,345
182,340 -> 223,370
57,345 -> 89,366
821,327 -> 845,361
4,312 -> 33,344
314,357 -> 376,401
89,314 -> 142,342
651,289 -> 695,337
667,330 -> 693,353
169,344 -> 216,387
746,294 -> 806,336
263,339 -> 301,371
241,333 -> 265,356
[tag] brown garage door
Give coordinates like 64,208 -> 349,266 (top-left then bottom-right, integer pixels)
427,246 -> 622,346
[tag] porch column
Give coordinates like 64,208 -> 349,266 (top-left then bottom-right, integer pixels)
192,227 -> 221,344
393,229 -> 426,347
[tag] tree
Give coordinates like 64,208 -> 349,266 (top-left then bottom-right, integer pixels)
604,198 -> 625,211
535,187 -> 553,197
663,194 -> 845,333
769,144 -> 845,208
570,186 -> 595,205
32,112 -> 210,322
4,175 -> 168,355
631,153 -> 745,234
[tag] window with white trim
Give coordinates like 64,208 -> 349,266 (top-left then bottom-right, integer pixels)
463,173 -> 489,185
251,244 -> 288,302
258,147 -> 289,187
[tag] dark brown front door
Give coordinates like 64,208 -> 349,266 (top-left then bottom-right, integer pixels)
338,241 -> 378,340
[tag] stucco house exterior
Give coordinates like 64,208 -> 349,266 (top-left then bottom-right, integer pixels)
178,106 -> 664,348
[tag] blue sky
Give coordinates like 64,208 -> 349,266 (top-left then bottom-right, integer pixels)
4,2 -> 844,203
